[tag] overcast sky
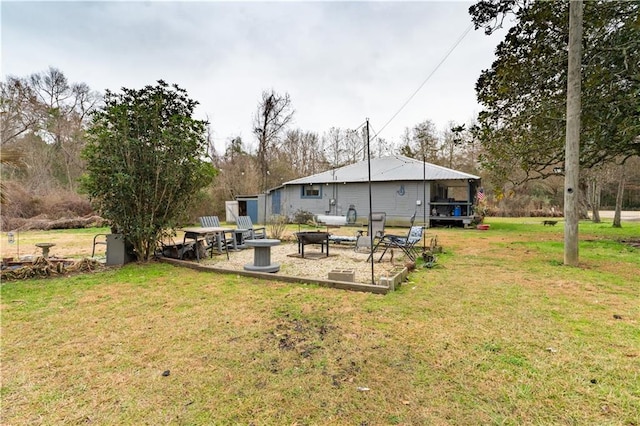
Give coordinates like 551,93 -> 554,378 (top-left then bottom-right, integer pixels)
2,1 -> 508,153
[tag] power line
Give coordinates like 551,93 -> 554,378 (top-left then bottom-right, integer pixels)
373,23 -> 474,141
352,120 -> 367,132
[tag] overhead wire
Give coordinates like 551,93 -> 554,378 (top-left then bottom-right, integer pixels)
372,23 -> 475,142
353,121 -> 377,159
352,120 -> 367,133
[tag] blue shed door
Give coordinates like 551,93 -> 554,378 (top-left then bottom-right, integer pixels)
271,190 -> 281,215
246,199 -> 258,223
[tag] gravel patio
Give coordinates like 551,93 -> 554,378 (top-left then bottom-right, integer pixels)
196,239 -> 407,285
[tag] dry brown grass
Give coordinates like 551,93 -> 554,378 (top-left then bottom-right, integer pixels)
0,228 -> 106,260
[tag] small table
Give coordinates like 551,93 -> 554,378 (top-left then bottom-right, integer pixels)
232,228 -> 250,249
35,243 -> 55,258
182,227 -> 232,261
244,239 -> 280,273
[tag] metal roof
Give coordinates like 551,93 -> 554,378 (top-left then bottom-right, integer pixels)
283,155 -> 480,185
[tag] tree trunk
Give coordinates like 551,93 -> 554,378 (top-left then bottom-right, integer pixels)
613,164 -> 626,228
578,181 -> 590,220
590,179 -> 601,223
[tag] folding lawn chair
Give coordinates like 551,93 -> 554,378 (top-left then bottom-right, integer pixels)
374,225 -> 424,262
355,212 -> 386,252
371,212 -> 423,262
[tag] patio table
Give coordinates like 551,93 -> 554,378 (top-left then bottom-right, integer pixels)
182,227 -> 232,261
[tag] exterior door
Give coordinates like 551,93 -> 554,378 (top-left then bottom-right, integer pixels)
271,190 -> 281,215
246,199 -> 258,223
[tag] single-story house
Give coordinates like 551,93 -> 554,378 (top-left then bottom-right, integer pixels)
265,155 -> 481,227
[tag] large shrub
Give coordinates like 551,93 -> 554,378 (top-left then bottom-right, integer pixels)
82,81 -> 216,261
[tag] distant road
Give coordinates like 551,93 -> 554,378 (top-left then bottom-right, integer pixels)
592,211 -> 640,221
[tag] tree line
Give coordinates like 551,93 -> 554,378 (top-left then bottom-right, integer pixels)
0,68 -> 489,225
1,0 -> 639,238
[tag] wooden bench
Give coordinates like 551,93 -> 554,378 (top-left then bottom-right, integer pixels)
542,220 -> 558,226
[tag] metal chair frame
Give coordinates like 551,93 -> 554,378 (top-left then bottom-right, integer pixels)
374,225 -> 424,262
355,212 -> 386,253
91,233 -> 109,257
371,212 -> 422,262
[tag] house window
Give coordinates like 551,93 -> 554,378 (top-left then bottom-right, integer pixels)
301,184 -> 322,199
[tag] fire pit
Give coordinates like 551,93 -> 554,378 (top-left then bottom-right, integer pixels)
294,231 -> 331,258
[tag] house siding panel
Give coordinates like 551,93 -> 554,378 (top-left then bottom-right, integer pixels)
278,181 -> 430,226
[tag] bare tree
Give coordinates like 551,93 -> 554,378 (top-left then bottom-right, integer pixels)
322,127 -> 345,168
588,178 -> 602,223
321,127 -> 366,168
0,77 -> 43,145
204,136 -> 260,218
253,90 -> 294,191
343,129 -> 364,164
399,119 -> 440,162
2,68 -> 101,192
373,136 -> 394,158
0,147 -> 26,205
613,162 -> 627,228
30,68 -> 101,190
583,163 -> 615,223
280,129 -> 325,177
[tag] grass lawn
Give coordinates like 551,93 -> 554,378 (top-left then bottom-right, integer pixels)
1,218 -> 639,424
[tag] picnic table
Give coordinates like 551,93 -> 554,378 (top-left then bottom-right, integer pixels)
182,227 -> 233,261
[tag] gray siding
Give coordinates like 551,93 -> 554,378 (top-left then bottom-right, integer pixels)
273,180 -> 431,226
268,155 -> 479,226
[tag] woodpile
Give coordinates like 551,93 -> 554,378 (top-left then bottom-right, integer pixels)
0,257 -> 103,281
4,215 -> 107,231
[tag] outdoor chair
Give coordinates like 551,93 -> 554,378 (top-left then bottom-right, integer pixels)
200,215 -> 221,227
198,215 -> 233,254
355,212 -> 386,252
91,233 -> 108,258
374,225 -> 424,262
237,216 -> 266,240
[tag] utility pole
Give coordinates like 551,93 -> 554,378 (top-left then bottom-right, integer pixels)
564,0 -> 583,266
365,118 -> 375,285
